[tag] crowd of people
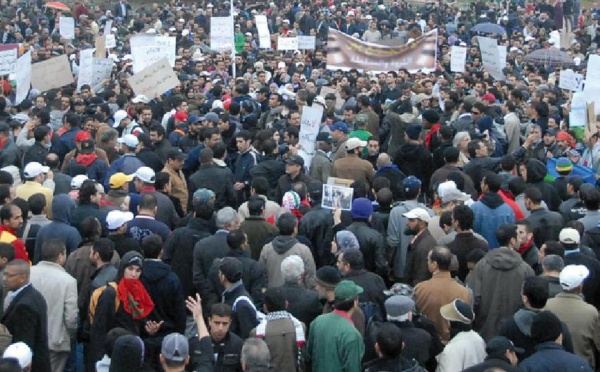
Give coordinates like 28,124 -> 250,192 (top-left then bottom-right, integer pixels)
0,0 -> 599,370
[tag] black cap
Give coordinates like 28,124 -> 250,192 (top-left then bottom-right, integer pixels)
285,154 -> 304,166
485,336 -> 525,357
316,266 -> 341,288
307,181 -> 323,198
219,257 -> 242,282
316,132 -> 333,143
80,139 -> 95,154
167,149 -> 186,160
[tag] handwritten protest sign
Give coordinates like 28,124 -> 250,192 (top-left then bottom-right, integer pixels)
570,92 -> 587,127
59,17 -> 75,39
105,34 -> 116,49
298,36 -> 316,50
559,69 -> 584,92
298,105 -> 324,170
104,20 -> 113,36
450,46 -> 466,73
77,49 -> 94,91
128,58 -> 179,98
15,51 -> 31,105
31,55 -> 74,92
211,17 -> 234,52
131,35 -> 176,73
255,15 -> 271,49
277,36 -> 299,51
478,36 -> 505,81
0,44 -> 18,75
584,55 -> 600,114
92,58 -> 114,88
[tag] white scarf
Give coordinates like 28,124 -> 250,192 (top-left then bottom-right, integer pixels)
255,310 -> 305,346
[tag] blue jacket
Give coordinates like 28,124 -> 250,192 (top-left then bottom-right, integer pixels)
183,144 -> 205,177
52,128 -> 81,162
233,149 -> 260,184
470,193 -> 516,249
103,154 -> 145,191
519,342 -> 592,372
34,194 -> 82,263
69,158 -> 108,184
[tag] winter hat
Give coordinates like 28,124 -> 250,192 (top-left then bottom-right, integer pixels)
421,109 -> 440,124
531,311 -> 562,343
316,266 -> 341,289
405,124 -> 422,140
117,251 -> 144,281
282,191 -> 301,210
555,157 -> 573,173
109,335 -> 144,372
351,197 -> 373,219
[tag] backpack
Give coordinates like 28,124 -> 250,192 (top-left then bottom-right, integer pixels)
88,282 -> 120,326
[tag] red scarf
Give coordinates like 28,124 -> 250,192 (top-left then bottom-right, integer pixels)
76,153 -> 98,167
117,278 -> 155,320
519,239 -> 534,255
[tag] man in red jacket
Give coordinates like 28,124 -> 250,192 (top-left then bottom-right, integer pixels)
0,204 -> 29,262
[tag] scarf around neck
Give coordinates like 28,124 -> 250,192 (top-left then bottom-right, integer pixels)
255,310 -> 305,346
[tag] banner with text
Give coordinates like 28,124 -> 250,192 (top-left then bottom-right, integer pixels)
31,55 -> 74,92
450,46 -> 466,73
128,58 -> 179,98
255,15 -> 271,49
298,105 -> 324,170
211,17 -> 234,52
478,36 -> 505,81
326,28 -> 437,72
15,51 -> 31,105
59,16 -> 75,39
130,35 -> 176,74
0,44 -> 18,76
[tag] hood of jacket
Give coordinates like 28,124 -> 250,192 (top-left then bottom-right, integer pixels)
271,235 -> 299,254
52,194 -> 77,224
480,192 -> 504,209
375,164 -> 400,176
485,247 -> 524,271
513,307 -> 537,337
141,260 -> 170,283
526,159 -> 547,183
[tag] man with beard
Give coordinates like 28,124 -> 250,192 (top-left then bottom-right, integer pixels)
403,208 -> 437,286
179,115 -> 203,154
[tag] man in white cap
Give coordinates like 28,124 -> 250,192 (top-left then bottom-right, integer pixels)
106,210 -> 139,257
16,162 -> 54,219
131,166 -> 180,229
103,134 -> 145,191
545,265 -> 600,369
560,227 -> 600,309
402,207 -> 437,286
331,137 -> 375,185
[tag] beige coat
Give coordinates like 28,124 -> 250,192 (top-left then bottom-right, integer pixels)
30,261 -> 78,352
163,164 -> 189,214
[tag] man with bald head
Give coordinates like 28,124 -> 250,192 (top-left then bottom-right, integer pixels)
1,259 -> 51,372
375,153 -> 406,200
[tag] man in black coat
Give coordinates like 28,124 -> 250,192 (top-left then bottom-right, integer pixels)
298,182 -> 335,267
462,336 -> 522,372
205,229 -> 267,311
1,260 -> 51,372
188,145 -> 236,210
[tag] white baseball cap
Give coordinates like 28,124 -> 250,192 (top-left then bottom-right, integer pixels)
3,342 -> 32,368
403,208 -> 431,223
23,162 -> 49,178
132,166 -> 156,184
106,210 -> 134,230
117,134 -> 139,148
559,264 -> 589,290
559,228 -> 580,245
131,95 -> 150,104
112,109 -> 129,128
70,175 -> 89,189
345,137 -> 367,150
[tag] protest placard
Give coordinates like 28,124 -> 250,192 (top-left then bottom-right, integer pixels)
450,46 -> 466,73
0,44 -> 18,76
277,36 -> 299,51
297,105 -> 324,169
15,51 -> 31,105
297,36 -> 316,50
559,69 -> 584,92
570,92 -> 587,127
128,58 -> 179,98
105,34 -> 116,49
322,184 -> 354,210
77,49 -> 94,91
31,55 -> 74,92
92,58 -> 114,88
95,36 -> 106,58
477,36 -> 505,81
255,15 -> 271,49
584,55 -> 600,114
131,35 -> 176,73
104,20 -> 113,36
210,17 -> 234,52
59,17 -> 75,39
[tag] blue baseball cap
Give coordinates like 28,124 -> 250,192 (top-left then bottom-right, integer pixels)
331,121 -> 349,133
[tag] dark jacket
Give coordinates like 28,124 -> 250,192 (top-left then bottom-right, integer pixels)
210,332 -> 244,372
364,356 -> 426,372
365,320 -> 433,367
103,154 -> 146,191
393,142 -> 433,192
525,159 -> 561,211
107,234 -> 141,258
432,140 -> 453,171
188,163 -> 236,210
153,139 -> 172,161
52,127 -> 80,162
163,217 -> 213,300
136,148 -> 164,173
1,284 -> 51,372
68,157 -> 108,183
563,251 -> 600,309
278,282 -> 322,326
194,231 -> 231,299
140,260 -> 186,335
299,205 -> 335,267
23,142 -> 49,167
249,154 -> 286,198
559,195 -> 587,222
406,229 -> 438,286
462,356 -> 521,372
448,232 -> 489,282
525,208 -> 565,248
71,203 -> 108,233
34,194 -> 82,262
344,269 -> 387,320
375,165 -> 406,200
582,228 -> 600,259
205,249 -> 267,311
464,156 -> 501,193
518,342 -> 593,372
498,308 -> 574,360
222,282 -> 258,339
346,221 -> 388,276
275,172 -> 313,205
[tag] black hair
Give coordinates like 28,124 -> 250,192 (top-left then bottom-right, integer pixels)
544,241 -> 565,257
27,193 -> 46,216
351,180 -> 369,199
93,238 -> 115,262
342,249 -> 364,270
155,172 -> 170,191
78,180 -> 98,205
496,224 -> 518,247
0,242 -> 15,262
193,198 -> 214,220
142,234 -> 163,259
210,303 -> 233,318
40,239 -> 65,262
227,229 -> 246,250
251,177 -> 270,196
149,124 -> 166,137
139,193 -> 158,211
264,287 -> 287,312
80,216 -> 101,241
523,276 -> 549,309
33,125 -> 50,142
277,213 -> 298,236
247,196 -> 265,216
376,323 -> 404,358
0,170 -> 13,186
482,171 -> 502,192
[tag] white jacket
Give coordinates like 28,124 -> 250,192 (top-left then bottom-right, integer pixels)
436,330 -> 486,372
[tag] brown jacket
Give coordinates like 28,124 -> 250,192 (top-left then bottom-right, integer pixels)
545,292 -> 600,369
414,271 -> 471,343
406,229 -> 437,286
331,154 -> 375,185
162,164 -> 188,214
250,318 -> 306,371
